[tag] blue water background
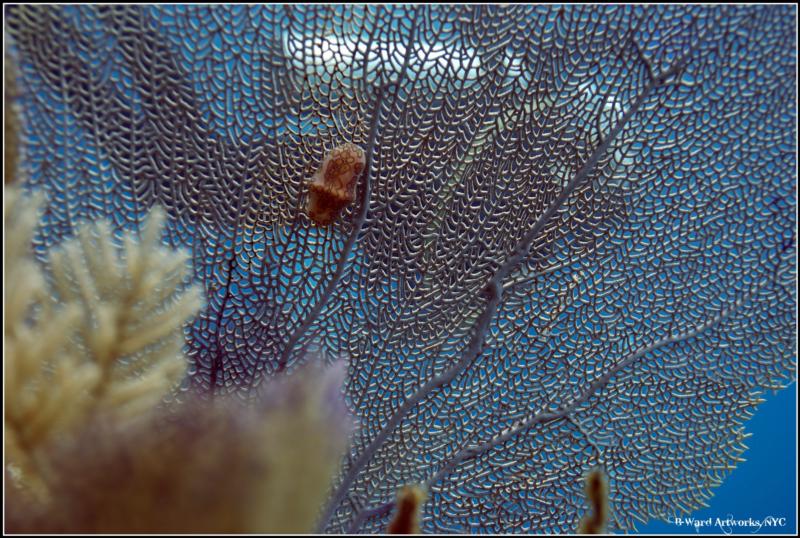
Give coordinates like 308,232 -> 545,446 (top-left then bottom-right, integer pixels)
637,383 -> 797,535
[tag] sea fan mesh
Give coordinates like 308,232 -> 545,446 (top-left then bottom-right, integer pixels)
5,5 -> 796,533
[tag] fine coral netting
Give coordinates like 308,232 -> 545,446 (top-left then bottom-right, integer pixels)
5,4 -> 796,533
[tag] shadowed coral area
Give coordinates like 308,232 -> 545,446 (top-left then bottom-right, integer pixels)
6,361 -> 353,533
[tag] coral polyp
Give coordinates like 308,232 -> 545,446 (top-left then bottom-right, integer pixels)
307,143 -> 366,226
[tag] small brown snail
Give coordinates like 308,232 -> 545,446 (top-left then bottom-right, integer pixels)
307,143 -> 365,226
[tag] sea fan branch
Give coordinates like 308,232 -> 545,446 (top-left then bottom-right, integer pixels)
318,42 -> 700,532
349,286 -> 758,531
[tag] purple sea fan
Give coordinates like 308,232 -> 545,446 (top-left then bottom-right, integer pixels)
257,353 -> 355,430
4,4 -> 796,533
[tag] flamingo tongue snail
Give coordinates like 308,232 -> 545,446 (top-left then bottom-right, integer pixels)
307,144 -> 366,226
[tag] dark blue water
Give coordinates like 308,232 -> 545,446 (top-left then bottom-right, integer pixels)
637,383 -> 797,535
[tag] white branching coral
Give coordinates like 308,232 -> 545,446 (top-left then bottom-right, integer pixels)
4,187 -> 98,499
4,185 -> 203,500
46,208 -> 203,419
